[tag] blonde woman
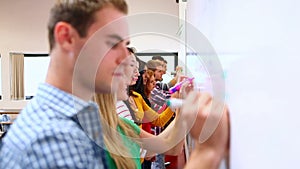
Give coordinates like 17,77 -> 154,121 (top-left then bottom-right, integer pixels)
94,88 -> 206,169
94,94 -> 141,169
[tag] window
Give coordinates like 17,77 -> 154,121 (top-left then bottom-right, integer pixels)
24,54 -> 49,99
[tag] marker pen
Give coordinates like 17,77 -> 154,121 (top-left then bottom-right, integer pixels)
169,77 -> 195,94
166,98 -> 183,109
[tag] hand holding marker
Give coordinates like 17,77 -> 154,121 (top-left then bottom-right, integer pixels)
167,77 -> 195,109
166,98 -> 184,109
169,77 -> 195,94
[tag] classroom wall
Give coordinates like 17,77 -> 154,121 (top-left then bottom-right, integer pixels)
0,0 -> 53,109
126,0 -> 180,53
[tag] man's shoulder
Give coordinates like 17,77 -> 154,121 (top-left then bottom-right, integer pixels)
0,118 -> 94,168
3,113 -> 80,147
3,99 -> 83,150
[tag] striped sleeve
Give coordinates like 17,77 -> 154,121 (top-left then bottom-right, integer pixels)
116,101 -> 133,121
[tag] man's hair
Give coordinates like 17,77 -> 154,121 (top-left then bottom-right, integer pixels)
146,60 -> 162,71
48,0 -> 128,51
127,47 -> 136,54
152,55 -> 167,64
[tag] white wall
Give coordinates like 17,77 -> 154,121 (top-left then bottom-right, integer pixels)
0,0 -> 53,109
0,0 -> 179,109
187,0 -> 300,168
126,0 -> 180,53
128,0 -> 178,14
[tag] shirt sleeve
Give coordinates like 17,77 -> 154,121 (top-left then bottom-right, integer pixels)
140,95 -> 174,127
116,101 -> 133,121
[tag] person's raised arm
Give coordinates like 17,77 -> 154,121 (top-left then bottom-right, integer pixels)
184,101 -> 230,169
140,96 -> 174,127
137,91 -> 212,155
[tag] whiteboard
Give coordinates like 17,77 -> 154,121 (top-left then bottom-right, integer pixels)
187,0 -> 300,168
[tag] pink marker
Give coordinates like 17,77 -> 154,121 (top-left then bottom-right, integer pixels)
169,77 -> 194,94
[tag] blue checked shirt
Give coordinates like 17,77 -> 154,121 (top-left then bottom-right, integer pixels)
0,83 -> 108,169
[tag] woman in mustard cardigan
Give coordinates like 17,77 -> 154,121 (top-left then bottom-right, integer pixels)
127,82 -> 174,128
116,47 -> 174,128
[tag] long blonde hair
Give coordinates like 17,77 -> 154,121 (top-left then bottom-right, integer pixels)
93,93 -> 140,169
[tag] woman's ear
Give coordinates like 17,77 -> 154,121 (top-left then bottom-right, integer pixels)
54,21 -> 77,51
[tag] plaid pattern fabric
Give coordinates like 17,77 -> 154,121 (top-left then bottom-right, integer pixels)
150,83 -> 171,112
0,83 -> 107,169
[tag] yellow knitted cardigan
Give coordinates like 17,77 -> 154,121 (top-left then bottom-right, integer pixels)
131,91 -> 174,128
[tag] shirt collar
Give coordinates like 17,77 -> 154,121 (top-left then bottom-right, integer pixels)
36,83 -> 104,147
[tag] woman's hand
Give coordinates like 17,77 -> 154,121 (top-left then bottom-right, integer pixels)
178,79 -> 194,99
179,92 -> 211,127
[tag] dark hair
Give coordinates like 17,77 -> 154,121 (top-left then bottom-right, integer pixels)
127,47 -> 136,54
48,0 -> 128,51
137,58 -> 146,72
152,55 -> 167,64
130,71 -> 151,107
128,69 -> 143,98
